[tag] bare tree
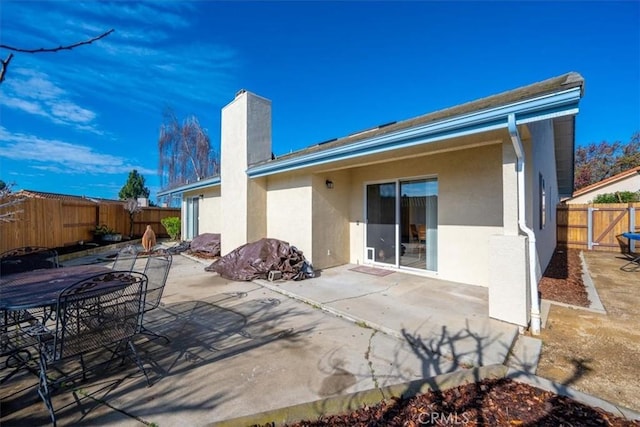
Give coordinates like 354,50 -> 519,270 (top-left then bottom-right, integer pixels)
0,182 -> 24,224
124,198 -> 143,237
0,29 -> 114,84
158,108 -> 220,191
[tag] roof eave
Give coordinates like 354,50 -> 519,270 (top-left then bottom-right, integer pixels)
247,86 -> 583,178
156,176 -> 221,197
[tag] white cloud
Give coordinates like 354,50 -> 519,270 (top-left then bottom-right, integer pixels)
8,69 -> 65,100
0,127 -> 155,176
1,1 -> 240,116
50,102 -> 96,124
0,68 -> 101,132
0,96 -> 48,117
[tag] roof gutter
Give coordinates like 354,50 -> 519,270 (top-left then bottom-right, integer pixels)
508,113 -> 541,336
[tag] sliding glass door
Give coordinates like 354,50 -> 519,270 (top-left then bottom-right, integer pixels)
400,179 -> 438,271
366,178 -> 437,272
186,196 -> 199,240
366,182 -> 397,265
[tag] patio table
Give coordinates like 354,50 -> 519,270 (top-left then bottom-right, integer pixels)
1,265 -> 114,383
0,265 -> 113,312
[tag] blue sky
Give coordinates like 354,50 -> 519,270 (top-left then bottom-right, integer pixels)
1,1 -> 638,201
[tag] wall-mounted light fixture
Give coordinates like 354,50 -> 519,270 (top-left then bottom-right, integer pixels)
199,194 -> 204,199
325,179 -> 334,189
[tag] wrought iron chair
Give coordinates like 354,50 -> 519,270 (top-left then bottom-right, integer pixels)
0,246 -> 59,277
27,271 -> 150,426
111,245 -> 139,272
138,250 -> 172,343
1,308 -> 39,384
0,246 -> 59,379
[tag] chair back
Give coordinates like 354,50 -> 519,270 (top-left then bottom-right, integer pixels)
47,271 -> 147,362
418,224 -> 427,241
112,246 -> 138,272
142,251 -> 172,313
0,246 -> 59,277
410,224 -> 419,241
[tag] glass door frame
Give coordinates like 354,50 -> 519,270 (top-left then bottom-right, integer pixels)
364,180 -> 400,267
363,175 -> 438,272
185,196 -> 200,240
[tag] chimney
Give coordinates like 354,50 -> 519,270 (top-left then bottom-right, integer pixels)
220,91 -> 271,254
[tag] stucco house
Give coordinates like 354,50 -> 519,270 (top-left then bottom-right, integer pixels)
158,72 -> 585,334
567,166 -> 640,204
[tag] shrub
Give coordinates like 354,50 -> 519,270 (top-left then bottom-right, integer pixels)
92,224 -> 116,236
161,217 -> 181,240
592,191 -> 640,203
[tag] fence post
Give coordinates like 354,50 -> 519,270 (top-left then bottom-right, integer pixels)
587,207 -> 594,250
630,206 -> 636,252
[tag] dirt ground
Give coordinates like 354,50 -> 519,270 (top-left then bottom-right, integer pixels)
537,250 -> 640,412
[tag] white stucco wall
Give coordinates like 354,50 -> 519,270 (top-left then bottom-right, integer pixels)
184,187 -> 222,234
527,119 -> 559,278
266,173 -> 313,260
568,174 -> 640,204
348,143 -> 504,287
311,171 -> 351,269
247,177 -> 267,243
489,234 -> 528,326
488,140 -> 529,326
220,91 -> 271,255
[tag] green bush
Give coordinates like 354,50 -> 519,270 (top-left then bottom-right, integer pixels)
592,191 -> 640,203
92,224 -> 116,236
161,217 -> 181,240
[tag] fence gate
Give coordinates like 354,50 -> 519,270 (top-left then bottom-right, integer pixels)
587,205 -> 636,251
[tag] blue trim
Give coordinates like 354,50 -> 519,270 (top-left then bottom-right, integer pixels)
247,87 -> 582,178
156,176 -> 220,197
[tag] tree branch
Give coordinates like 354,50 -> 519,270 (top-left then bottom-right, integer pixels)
0,29 -> 115,54
0,196 -> 25,223
0,53 -> 14,84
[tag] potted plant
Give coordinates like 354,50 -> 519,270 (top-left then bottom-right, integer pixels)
92,224 -> 122,242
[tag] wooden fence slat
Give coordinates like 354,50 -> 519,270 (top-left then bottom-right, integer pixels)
557,202 -> 640,252
0,197 -> 180,253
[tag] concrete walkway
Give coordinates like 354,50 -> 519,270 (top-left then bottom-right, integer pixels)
1,251 -> 519,426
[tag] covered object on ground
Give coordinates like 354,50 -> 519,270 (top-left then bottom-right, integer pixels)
188,233 -> 221,258
205,238 -> 314,281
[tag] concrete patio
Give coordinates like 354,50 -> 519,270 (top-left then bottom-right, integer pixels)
1,250 -> 519,426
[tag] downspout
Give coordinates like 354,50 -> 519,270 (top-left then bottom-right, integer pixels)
508,114 -> 541,335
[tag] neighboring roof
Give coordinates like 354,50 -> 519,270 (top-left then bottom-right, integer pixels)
16,190 -> 123,204
571,166 -> 640,198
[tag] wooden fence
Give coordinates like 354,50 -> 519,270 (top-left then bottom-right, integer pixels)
557,202 -> 640,252
0,196 -> 180,253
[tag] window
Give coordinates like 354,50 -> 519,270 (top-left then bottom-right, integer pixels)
539,173 -> 546,230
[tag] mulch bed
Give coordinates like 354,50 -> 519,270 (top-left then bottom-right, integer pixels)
279,378 -> 638,426
539,248 -> 590,307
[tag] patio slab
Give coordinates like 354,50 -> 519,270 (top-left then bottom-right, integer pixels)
1,253 -> 517,426
258,264 -> 518,367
